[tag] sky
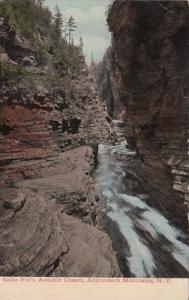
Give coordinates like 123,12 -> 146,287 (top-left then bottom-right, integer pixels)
44,0 -> 112,64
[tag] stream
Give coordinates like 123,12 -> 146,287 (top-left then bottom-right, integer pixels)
95,121 -> 189,278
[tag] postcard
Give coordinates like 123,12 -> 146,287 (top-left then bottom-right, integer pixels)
0,0 -> 188,299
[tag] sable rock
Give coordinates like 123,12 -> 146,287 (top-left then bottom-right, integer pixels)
107,0 -> 189,231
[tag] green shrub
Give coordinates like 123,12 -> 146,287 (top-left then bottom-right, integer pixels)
0,62 -> 25,84
52,45 -> 82,75
53,48 -> 71,69
35,47 -> 49,66
0,0 -> 52,42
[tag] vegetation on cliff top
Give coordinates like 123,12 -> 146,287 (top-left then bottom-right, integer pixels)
0,0 -> 84,81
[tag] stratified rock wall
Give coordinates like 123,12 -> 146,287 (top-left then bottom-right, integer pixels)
0,16 -> 114,185
108,0 -> 189,230
0,147 -> 120,277
0,16 -> 120,276
92,48 -> 126,120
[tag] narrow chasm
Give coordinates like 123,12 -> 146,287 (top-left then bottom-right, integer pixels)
92,0 -> 189,279
0,0 -> 188,279
94,121 -> 188,278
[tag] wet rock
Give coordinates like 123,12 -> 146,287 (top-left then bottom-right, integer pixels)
107,0 -> 189,231
60,213 -> 121,277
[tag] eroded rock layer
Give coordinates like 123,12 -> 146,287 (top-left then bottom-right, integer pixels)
0,15 -> 120,276
0,147 -> 120,276
108,0 -> 189,230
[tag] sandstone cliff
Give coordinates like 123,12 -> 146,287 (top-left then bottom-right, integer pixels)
0,2 -> 120,277
107,0 -> 189,231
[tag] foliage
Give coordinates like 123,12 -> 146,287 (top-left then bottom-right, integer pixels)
0,0 -> 52,40
79,37 -> 84,52
35,47 -> 49,66
0,0 -> 84,79
0,61 -> 25,84
53,5 -> 64,48
66,16 -> 77,45
53,48 -> 71,69
52,44 -> 81,74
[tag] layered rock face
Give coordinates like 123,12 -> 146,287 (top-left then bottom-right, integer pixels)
0,147 -> 120,276
0,78 -> 114,185
108,1 -> 189,230
0,17 -> 120,276
91,48 -> 126,120
110,52 -> 127,120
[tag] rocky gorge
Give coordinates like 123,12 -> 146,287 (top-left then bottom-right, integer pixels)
107,0 -> 189,232
0,0 -> 188,279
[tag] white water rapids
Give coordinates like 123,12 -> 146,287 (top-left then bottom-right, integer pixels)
95,122 -> 189,278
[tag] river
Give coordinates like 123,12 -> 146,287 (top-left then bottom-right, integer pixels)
95,121 -> 189,278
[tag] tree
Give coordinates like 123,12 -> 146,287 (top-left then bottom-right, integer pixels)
67,16 -> 77,45
53,5 -> 63,48
79,37 -> 84,52
91,52 -> 95,65
63,25 -> 68,41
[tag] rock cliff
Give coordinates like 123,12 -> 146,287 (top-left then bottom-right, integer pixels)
0,7 -> 120,277
91,48 -> 126,120
107,0 -> 189,231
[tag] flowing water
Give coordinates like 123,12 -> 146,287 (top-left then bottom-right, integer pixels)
95,121 -> 189,278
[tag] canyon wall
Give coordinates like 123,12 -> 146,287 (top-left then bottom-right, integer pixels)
108,0 -> 189,230
91,48 -> 126,120
0,12 -> 120,276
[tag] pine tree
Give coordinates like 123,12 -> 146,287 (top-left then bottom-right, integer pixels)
91,52 -> 95,65
53,5 -> 63,48
79,37 -> 84,52
63,25 -> 68,41
67,16 -> 77,45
